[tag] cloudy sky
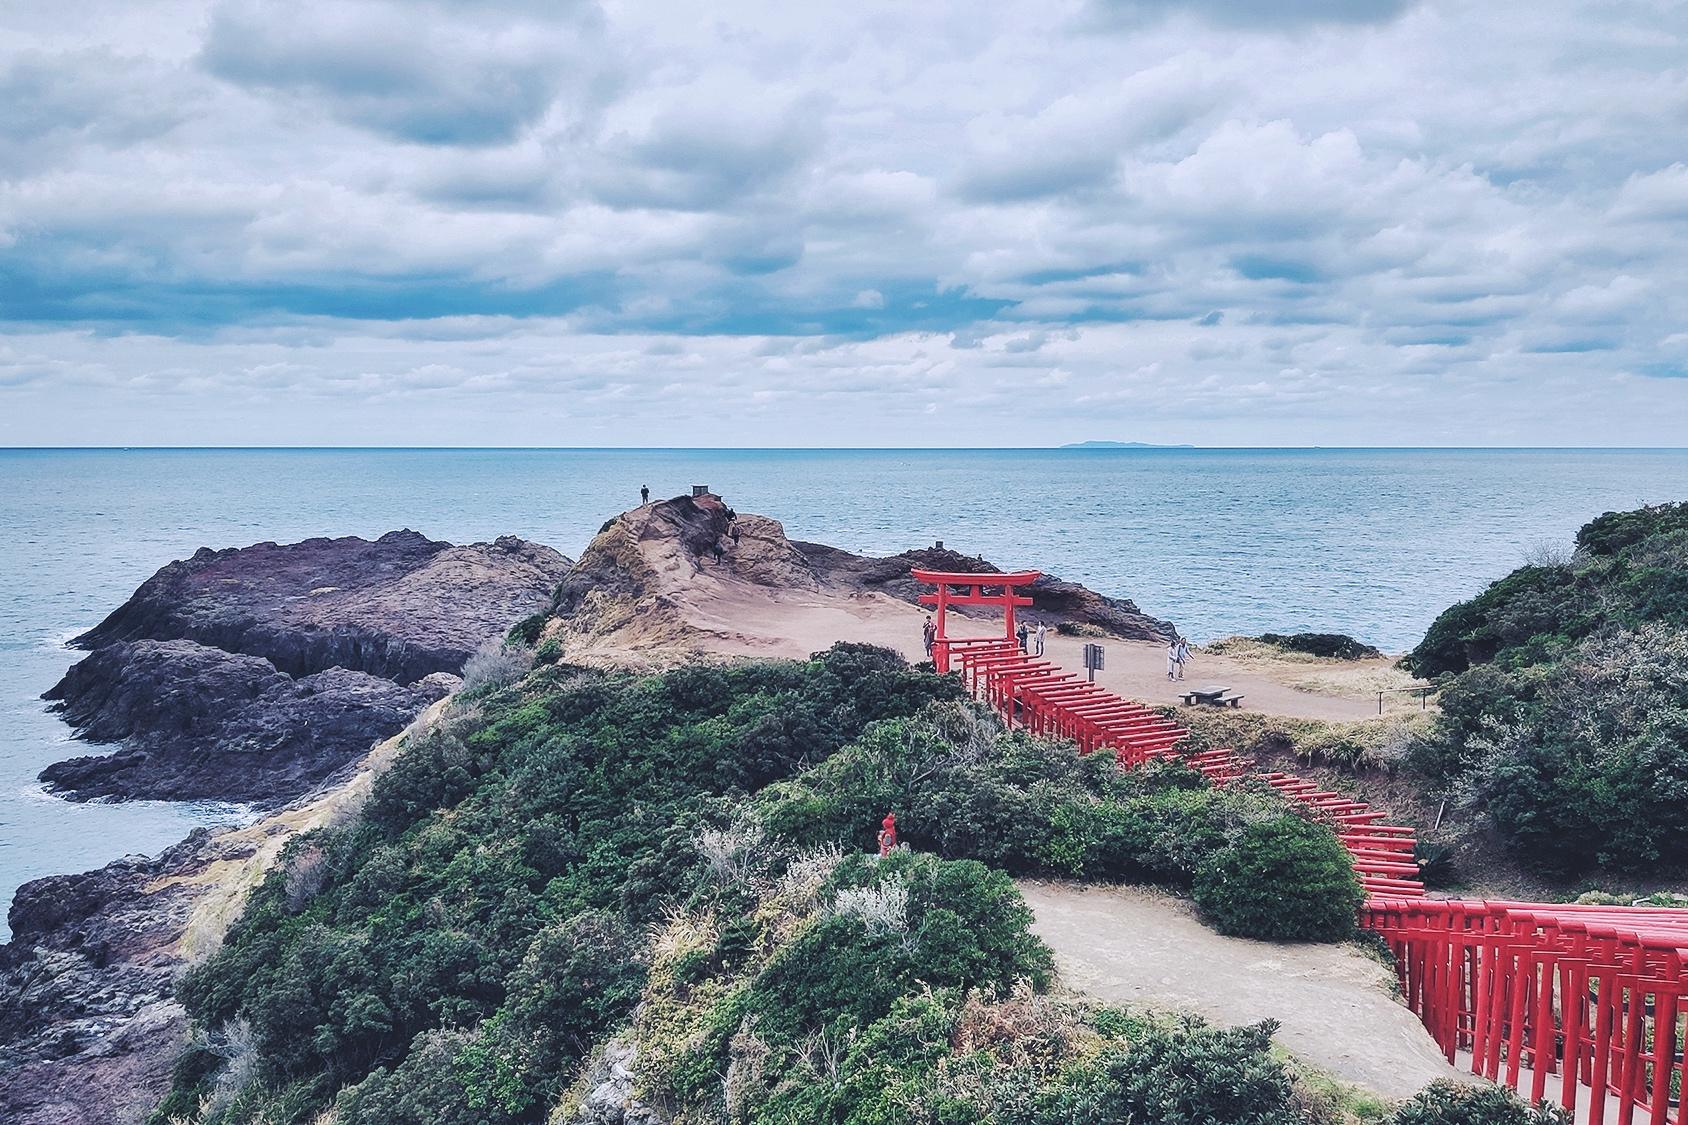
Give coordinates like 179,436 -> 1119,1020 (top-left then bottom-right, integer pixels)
2,0 -> 1686,446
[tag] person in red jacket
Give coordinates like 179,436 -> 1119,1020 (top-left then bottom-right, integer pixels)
878,812 -> 898,857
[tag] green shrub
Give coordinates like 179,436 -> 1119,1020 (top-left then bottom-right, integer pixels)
533,637 -> 564,664
1193,816 -> 1363,942
506,611 -> 550,646
1257,632 -> 1382,660
1406,565 -> 1582,677
1418,624 -> 1688,875
1390,1081 -> 1570,1124
1044,1018 -> 1303,1125
1413,842 -> 1460,890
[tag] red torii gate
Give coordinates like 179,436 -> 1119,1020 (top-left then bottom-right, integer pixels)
912,568 -> 1040,673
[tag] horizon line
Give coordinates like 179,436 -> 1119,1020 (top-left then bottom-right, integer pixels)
2,444 -> 1688,453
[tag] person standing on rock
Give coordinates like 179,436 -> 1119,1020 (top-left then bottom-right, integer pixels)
922,615 -> 937,659
640,484 -> 650,505
1034,622 -> 1047,657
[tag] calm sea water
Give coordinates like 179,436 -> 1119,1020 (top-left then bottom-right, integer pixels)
2,446 -> 1686,937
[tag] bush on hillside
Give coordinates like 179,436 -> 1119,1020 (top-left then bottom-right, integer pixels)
1257,632 -> 1383,660
1405,565 -> 1584,678
1403,502 -> 1688,877
1192,816 -> 1364,942
1390,1081 -> 1570,1125
1046,1018 -> 1304,1125
459,639 -> 533,694
506,611 -> 550,646
610,839 -> 1320,1125
1415,624 -> 1688,875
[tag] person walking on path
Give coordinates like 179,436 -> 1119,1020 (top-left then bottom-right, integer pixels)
878,812 -> 898,857
640,484 -> 650,505
1169,635 -> 1192,681
922,615 -> 937,659
1034,622 -> 1047,657
1016,621 -> 1029,653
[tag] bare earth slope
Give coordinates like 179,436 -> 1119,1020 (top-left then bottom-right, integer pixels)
1019,881 -> 1470,1100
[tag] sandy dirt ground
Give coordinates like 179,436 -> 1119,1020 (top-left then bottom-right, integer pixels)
680,575 -> 1396,722
1018,881 -> 1474,1100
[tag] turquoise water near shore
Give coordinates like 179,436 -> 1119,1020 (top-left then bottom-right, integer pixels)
2,446 -> 1687,937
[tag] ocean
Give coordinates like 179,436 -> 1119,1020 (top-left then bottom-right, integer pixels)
2,446 -> 1686,937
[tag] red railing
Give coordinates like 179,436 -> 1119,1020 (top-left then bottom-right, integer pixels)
951,641 -> 1688,1123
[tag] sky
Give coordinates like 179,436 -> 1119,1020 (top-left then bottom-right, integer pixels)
2,0 -> 1687,447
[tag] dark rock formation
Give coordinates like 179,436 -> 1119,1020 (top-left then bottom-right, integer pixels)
41,531 -> 570,804
0,830 -> 240,1125
40,640 -> 454,802
72,530 -> 568,685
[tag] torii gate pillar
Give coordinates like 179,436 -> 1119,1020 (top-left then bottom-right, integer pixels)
912,569 -> 1041,672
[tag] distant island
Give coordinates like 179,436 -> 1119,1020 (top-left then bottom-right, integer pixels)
1060,440 -> 1196,448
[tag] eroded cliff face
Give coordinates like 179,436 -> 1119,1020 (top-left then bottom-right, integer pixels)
71,530 -> 568,684
40,531 -> 571,803
0,830 -> 235,1125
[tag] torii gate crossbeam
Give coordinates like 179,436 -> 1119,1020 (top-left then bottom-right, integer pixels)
913,568 -> 1040,672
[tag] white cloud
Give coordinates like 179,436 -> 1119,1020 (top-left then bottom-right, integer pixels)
0,0 -> 1686,444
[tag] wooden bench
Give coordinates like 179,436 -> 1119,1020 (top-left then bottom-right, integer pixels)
1180,686 -> 1244,708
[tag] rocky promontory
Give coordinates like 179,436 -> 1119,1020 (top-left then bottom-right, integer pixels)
40,530 -> 571,803
548,494 -> 1174,657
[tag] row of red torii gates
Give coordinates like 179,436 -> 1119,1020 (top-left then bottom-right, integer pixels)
916,568 -> 1688,1125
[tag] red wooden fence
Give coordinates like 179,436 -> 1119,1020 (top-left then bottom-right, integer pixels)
949,637 -> 1688,1123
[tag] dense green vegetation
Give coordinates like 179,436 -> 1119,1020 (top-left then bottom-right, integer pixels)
760,703 -> 1362,942
156,644 -> 1368,1124
160,645 -> 961,1124
1404,503 -> 1688,875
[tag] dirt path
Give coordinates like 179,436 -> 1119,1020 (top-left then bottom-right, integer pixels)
1019,881 -> 1474,1101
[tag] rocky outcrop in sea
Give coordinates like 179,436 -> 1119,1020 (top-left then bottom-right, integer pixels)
39,530 -> 571,803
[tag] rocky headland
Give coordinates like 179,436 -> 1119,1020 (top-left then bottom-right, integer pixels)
548,494 -> 1173,661
40,529 -> 570,803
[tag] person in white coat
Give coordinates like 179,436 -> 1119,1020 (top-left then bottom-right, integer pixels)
1033,622 -> 1047,656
